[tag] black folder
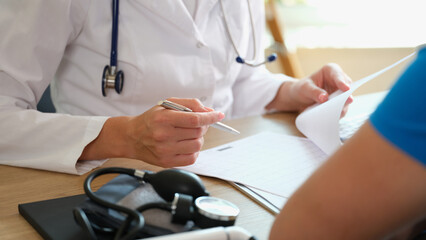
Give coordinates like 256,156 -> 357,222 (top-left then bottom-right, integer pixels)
19,194 -> 90,240
18,175 -> 140,240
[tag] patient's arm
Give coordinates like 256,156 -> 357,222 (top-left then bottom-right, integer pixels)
269,122 -> 426,240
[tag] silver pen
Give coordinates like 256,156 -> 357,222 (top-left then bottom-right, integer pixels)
158,100 -> 240,135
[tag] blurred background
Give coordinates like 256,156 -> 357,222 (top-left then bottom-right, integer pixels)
263,0 -> 426,96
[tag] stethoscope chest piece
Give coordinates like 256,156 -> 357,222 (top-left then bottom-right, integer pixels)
102,65 -> 124,97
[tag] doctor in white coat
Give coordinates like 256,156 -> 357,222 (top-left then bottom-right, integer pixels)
0,0 -> 352,174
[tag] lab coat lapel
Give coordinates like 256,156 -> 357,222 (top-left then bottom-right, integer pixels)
137,0 -> 199,36
194,0 -> 218,25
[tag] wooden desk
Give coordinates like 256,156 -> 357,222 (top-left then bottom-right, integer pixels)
0,112 -> 302,240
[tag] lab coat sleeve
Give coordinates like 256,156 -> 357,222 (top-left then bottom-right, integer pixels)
0,0 -> 108,175
231,1 -> 294,119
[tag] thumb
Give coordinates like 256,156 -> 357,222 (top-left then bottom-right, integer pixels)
303,82 -> 329,103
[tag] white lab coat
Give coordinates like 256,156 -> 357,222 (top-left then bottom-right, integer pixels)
0,0 -> 290,174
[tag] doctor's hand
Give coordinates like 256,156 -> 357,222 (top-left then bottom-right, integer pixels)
266,63 -> 353,117
79,98 -> 224,167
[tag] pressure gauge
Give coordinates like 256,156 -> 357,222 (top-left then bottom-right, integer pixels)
194,196 -> 240,228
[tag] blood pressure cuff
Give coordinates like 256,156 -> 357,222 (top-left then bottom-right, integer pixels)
75,174 -> 195,239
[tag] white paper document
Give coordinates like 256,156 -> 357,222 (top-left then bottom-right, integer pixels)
178,52 -> 415,206
180,132 -> 327,197
295,53 -> 415,155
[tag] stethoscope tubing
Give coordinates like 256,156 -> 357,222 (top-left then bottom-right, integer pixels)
110,0 -> 119,67
84,167 -> 144,240
219,0 -> 257,63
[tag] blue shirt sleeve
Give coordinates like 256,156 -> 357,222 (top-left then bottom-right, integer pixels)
370,46 -> 426,166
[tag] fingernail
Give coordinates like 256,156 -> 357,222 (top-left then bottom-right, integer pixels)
319,93 -> 328,102
344,82 -> 351,90
218,112 -> 225,120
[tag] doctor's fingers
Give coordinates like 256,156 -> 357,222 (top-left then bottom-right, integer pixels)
157,152 -> 201,168
151,125 -> 209,142
133,145 -> 199,168
299,81 -> 355,108
166,97 -> 212,112
147,139 -> 204,167
320,63 -> 352,92
340,97 -> 353,118
297,79 -> 329,104
168,111 -> 225,128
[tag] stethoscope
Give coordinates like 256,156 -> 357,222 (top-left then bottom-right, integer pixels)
102,0 -> 123,97
102,0 -> 277,96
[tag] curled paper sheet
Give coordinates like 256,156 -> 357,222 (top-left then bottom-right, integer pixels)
177,52 -> 417,198
295,52 -> 415,155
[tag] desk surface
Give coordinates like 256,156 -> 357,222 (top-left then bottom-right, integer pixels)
0,112 -> 301,240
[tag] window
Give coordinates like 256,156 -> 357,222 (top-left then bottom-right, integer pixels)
275,0 -> 426,48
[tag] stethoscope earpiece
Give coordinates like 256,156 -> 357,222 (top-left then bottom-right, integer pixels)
267,53 -> 277,62
221,0 -> 277,67
236,56 -> 245,64
236,53 -> 277,67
